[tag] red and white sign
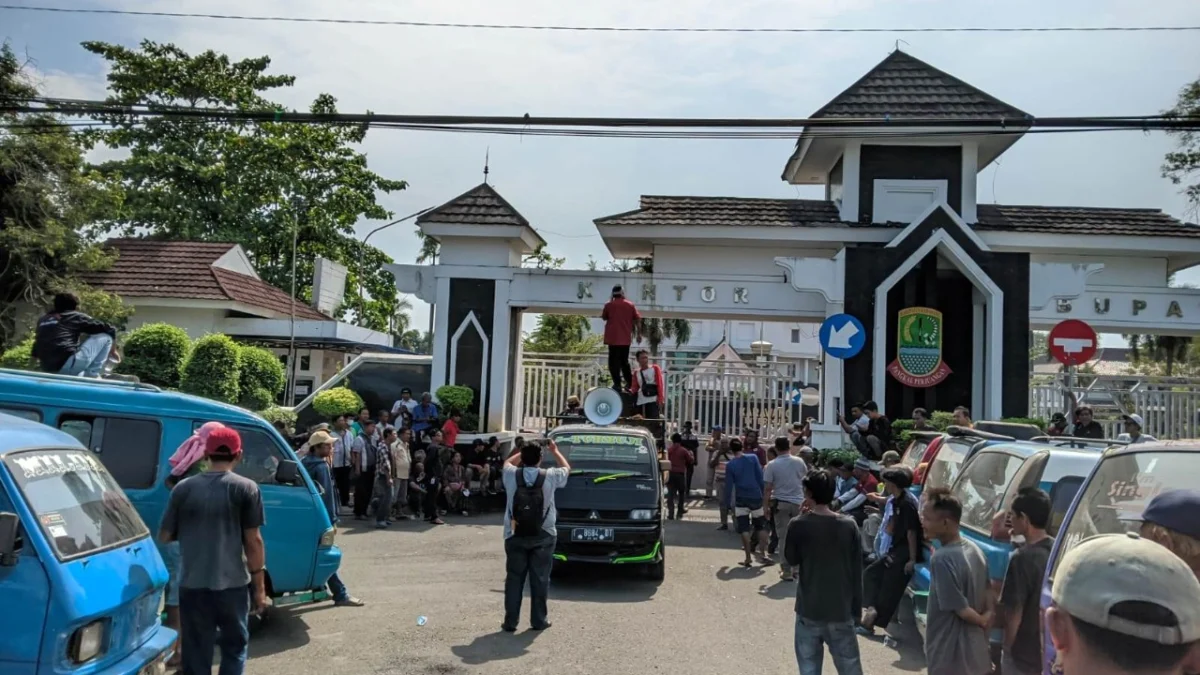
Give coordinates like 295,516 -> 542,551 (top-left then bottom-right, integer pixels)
1049,319 -> 1098,366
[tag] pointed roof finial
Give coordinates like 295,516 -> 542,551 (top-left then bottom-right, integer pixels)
483,147 -> 490,185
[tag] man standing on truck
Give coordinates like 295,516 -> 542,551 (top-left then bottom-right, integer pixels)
159,426 -> 268,675
31,292 -> 117,378
601,285 -> 640,392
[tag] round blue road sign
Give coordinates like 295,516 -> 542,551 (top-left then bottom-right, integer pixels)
819,313 -> 866,359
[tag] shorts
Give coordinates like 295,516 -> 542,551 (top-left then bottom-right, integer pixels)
161,541 -> 181,607
734,501 -> 767,534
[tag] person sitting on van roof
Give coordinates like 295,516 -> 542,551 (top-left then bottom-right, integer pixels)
31,292 -> 118,378
1117,413 -> 1157,445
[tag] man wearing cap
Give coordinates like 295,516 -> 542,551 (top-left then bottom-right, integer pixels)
300,430 -> 365,607
159,426 -> 267,675
1139,489 -> 1200,577
601,284 -> 640,392
1117,413 -> 1157,444
1047,412 -> 1069,437
391,387 -> 418,417
1072,406 -> 1105,440
1046,532 -> 1200,675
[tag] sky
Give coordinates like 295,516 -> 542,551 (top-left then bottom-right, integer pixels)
5,0 -> 1200,345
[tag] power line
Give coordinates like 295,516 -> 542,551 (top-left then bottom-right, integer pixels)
2,4 -> 1198,34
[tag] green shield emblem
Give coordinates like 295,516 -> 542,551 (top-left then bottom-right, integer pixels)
888,307 -> 952,387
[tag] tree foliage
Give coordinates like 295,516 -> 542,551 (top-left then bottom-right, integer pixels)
0,337 -> 35,370
180,333 -> 242,403
608,258 -> 692,354
1164,74 -> 1200,212
0,43 -> 127,348
79,40 -> 407,333
1125,334 -> 1194,376
237,344 -> 286,409
524,314 -> 602,354
118,322 -> 191,387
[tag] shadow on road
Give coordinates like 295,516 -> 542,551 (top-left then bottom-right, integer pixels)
663,517 -> 745,550
756,579 -> 795,600
451,629 -> 541,665
549,564 -> 660,603
247,607 -> 312,659
715,564 -> 767,581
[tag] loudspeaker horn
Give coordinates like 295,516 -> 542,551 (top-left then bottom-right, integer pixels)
582,387 -> 623,427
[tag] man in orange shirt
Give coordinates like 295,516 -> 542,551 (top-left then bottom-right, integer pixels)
601,285 -> 640,391
442,409 -> 462,449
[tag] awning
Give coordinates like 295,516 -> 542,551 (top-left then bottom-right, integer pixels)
226,335 -> 416,355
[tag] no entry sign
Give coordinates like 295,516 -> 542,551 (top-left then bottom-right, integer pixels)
1049,319 -> 1098,366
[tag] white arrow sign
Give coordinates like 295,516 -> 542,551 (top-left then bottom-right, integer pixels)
828,321 -> 860,350
1052,337 -> 1094,355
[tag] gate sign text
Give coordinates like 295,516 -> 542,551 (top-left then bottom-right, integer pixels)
1049,319 -> 1098,366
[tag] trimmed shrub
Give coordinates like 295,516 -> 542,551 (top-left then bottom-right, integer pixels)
237,345 -> 286,408
817,448 -> 860,468
259,405 -> 298,431
460,411 -> 480,433
117,323 -> 192,387
313,387 -> 364,419
435,384 -> 474,413
180,334 -> 242,403
931,410 -> 956,430
0,338 -> 37,371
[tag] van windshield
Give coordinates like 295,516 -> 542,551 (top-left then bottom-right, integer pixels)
4,448 -> 148,561
1050,449 -> 1198,579
547,432 -> 657,474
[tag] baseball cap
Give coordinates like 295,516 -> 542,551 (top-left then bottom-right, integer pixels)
881,450 -> 901,466
1122,413 -> 1145,427
1050,412 -> 1067,423
1140,489 -> 1200,539
205,426 -> 243,458
307,430 -> 338,447
1051,532 -> 1200,645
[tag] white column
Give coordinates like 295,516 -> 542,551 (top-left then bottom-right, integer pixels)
487,280 -> 513,432
961,140 -> 979,224
838,141 -> 862,222
986,293 -> 1005,419
509,310 -> 526,432
810,249 -> 848,449
429,275 -> 452,395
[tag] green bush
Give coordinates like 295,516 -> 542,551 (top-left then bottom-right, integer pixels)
237,345 -> 285,408
259,406 -> 298,431
1001,416 -> 1046,429
817,448 -> 860,468
313,387 -> 364,419
436,385 -> 474,413
460,411 -> 481,433
930,411 -> 956,430
117,323 -> 192,387
180,334 -> 242,403
0,338 -> 37,370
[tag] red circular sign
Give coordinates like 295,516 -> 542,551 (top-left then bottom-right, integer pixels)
1048,319 -> 1098,366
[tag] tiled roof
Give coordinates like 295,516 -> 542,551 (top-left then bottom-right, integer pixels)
416,183 -> 530,227
809,50 -> 1031,121
594,197 -> 1200,238
80,238 -> 331,320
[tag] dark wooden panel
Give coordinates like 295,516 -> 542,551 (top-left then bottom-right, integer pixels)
445,278 -> 497,423
858,145 -> 963,222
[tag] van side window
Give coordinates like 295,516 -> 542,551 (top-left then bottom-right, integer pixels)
0,407 -> 40,422
0,482 -> 20,554
1048,476 -> 1084,536
231,426 -> 289,485
57,415 -> 161,489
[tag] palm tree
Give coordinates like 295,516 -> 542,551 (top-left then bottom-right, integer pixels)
1126,334 -> 1193,375
415,231 -> 439,265
607,258 -> 692,355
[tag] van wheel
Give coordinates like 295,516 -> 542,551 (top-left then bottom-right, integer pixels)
644,549 -> 665,582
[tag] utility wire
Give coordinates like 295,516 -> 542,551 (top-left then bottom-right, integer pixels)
3,5 -> 1198,34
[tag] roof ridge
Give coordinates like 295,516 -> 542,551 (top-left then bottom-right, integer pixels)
416,182 -> 531,227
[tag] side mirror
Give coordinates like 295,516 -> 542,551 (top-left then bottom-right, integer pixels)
275,459 -> 301,486
658,460 -> 671,473
0,512 -> 20,567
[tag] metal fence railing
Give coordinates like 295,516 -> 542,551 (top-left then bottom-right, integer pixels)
1030,373 -> 1200,440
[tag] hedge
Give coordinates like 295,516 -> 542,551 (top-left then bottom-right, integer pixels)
237,345 -> 286,410
259,406 -> 298,432
180,334 -> 242,404
313,387 -> 364,419
435,385 -> 474,413
0,338 -> 36,371
117,323 -> 191,387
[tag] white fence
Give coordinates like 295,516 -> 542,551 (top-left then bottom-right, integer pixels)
1030,374 -> 1200,440
518,351 -> 822,438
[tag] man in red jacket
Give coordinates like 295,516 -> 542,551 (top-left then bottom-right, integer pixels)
601,285 -> 640,391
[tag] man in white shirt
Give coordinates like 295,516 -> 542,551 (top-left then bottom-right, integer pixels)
763,437 -> 809,581
330,415 -> 355,512
1115,413 -> 1157,444
502,440 -> 570,633
391,388 -> 418,417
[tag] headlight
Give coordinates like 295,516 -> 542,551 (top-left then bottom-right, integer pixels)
69,620 -> 106,663
319,527 -> 337,547
629,509 -> 655,520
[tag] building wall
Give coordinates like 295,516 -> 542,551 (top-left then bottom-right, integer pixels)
650,244 -> 843,277
1031,254 -> 1168,288
437,236 -> 521,267
858,145 -> 963,222
126,306 -> 226,338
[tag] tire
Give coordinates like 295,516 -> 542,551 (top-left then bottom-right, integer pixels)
644,547 -> 665,581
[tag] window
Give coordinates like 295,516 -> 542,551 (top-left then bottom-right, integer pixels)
0,406 -> 41,423
229,425 -> 291,486
300,355 -> 311,371
57,415 -> 161,489
790,329 -> 801,343
952,451 -> 1025,535
872,179 -> 948,224
924,438 -> 971,493
1047,476 -> 1084,536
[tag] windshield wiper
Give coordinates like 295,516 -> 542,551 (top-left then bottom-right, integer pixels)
591,472 -> 651,483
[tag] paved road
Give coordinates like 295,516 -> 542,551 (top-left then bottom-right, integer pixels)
245,501 -> 927,675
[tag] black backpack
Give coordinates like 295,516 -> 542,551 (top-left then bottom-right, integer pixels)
511,469 -> 548,538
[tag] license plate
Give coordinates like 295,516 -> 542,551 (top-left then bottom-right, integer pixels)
571,527 -> 614,542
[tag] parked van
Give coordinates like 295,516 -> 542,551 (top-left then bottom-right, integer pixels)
1041,440 -> 1200,674
0,412 -> 177,674
0,369 -> 342,615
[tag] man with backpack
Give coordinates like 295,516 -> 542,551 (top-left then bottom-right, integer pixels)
501,439 -> 571,633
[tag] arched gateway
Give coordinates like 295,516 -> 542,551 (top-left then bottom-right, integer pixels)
389,50 -> 1200,448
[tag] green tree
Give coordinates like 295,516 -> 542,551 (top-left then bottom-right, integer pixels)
0,43 -> 126,348
524,314 -> 602,354
1125,334 -> 1192,376
1164,74 -> 1200,211
607,258 -> 692,354
79,40 -> 407,333
180,334 -> 242,403
415,231 -> 439,264
396,329 -> 432,353
522,243 -> 565,269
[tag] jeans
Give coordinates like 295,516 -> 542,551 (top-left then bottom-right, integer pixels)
773,501 -> 803,574
179,586 -> 250,675
58,333 -> 113,378
503,531 -> 556,629
327,572 -> 350,602
667,472 -> 687,518
608,344 -> 632,390
354,468 -> 375,517
392,480 -> 409,515
332,466 -> 352,507
373,474 -> 393,524
794,616 -> 863,675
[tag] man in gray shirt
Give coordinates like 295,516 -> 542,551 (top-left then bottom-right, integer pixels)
920,487 -> 992,675
763,436 -> 808,581
160,426 -> 266,675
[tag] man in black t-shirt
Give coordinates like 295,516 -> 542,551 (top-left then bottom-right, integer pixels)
999,487 -> 1055,675
1072,406 -> 1105,439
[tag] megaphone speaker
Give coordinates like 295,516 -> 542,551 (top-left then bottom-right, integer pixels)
583,387 -> 623,426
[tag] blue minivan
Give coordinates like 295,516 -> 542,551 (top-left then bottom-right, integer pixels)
0,369 -> 342,613
0,412 -> 176,674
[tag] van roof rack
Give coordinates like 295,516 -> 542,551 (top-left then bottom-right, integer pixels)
0,368 -> 162,393
945,425 -> 1014,442
1029,436 -> 1129,448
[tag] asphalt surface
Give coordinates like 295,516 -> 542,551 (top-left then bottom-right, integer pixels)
245,499 -> 927,675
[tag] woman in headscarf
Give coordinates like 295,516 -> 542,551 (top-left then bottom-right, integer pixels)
161,421 -> 224,668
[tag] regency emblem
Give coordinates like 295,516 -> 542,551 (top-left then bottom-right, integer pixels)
887,307 -> 952,388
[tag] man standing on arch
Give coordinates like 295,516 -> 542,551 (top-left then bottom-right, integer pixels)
601,285 -> 640,392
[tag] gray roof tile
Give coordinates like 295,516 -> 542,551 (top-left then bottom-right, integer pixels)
416,183 -> 530,227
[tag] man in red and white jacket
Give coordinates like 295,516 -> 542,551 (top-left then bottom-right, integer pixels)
632,349 -> 666,419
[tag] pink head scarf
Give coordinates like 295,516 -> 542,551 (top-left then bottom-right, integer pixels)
168,421 -> 225,477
